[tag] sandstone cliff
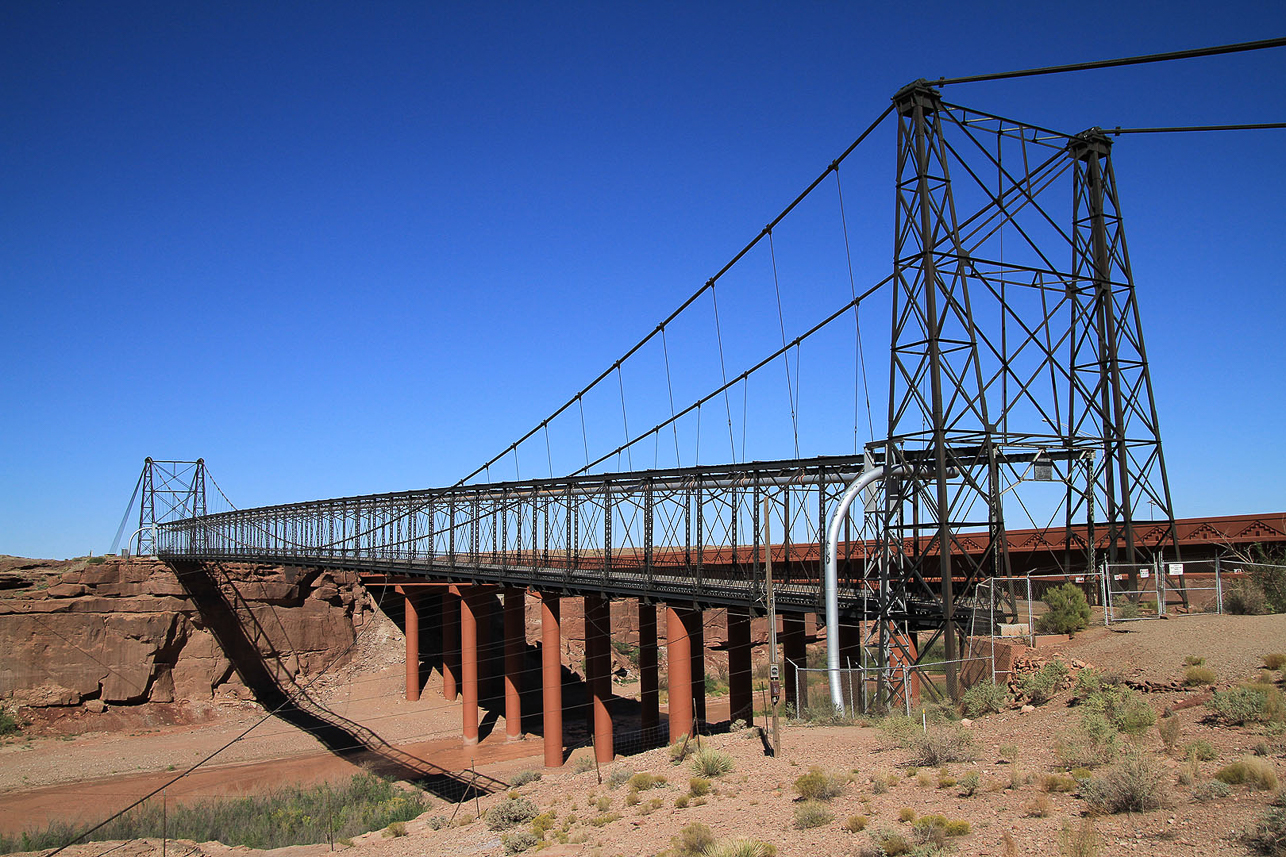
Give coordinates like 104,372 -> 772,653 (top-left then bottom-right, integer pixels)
0,557 -> 369,710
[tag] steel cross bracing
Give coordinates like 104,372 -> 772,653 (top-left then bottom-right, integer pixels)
868,82 -> 1180,701
158,454 -> 969,628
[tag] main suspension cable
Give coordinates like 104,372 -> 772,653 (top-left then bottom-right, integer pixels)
455,104 -> 895,485
936,36 -> 1286,86
1109,121 -> 1286,134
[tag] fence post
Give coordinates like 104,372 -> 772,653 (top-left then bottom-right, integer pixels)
903,664 -> 911,716
1156,558 -> 1165,617
1215,556 -> 1223,614
1027,576 -> 1035,646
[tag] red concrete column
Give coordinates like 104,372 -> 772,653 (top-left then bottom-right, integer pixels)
727,607 -> 751,726
666,605 -> 693,742
540,593 -> 563,767
639,602 -> 659,734
504,588 -> 525,740
397,587 -> 421,702
690,608 -> 706,725
782,613 -> 806,714
585,593 -> 614,763
441,589 -> 460,701
461,589 -> 479,745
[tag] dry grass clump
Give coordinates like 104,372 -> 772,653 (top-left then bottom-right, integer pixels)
870,829 -> 912,856
1184,665 -> 1216,686
691,747 -> 735,777
700,838 -> 778,857
844,815 -> 868,833
1041,773 -> 1077,792
672,822 -> 716,857
1058,818 -> 1099,857
1216,756 -> 1280,791
793,800 -> 833,829
909,723 -> 976,766
1264,653 -> 1286,671
793,767 -> 846,801
628,772 -> 667,791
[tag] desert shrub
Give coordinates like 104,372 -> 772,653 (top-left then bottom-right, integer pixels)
909,723 -> 975,766
1209,684 -> 1286,725
1024,794 -> 1052,817
628,772 -> 666,791
961,681 -> 1008,717
1245,807 -> 1286,855
426,815 -> 448,830
998,743 -> 1019,762
915,771 -> 933,788
1265,653 -> 1286,671
1157,716 -> 1181,753
691,747 -> 734,777
1021,661 -> 1069,705
793,767 -> 846,801
1079,751 -> 1167,813
1112,595 -> 1141,619
594,795 -> 611,812
793,800 -> 833,830
530,811 -> 556,838
589,811 -> 619,827
878,714 -> 920,747
503,830 -> 538,854
1187,740 -> 1217,761
871,829 -> 912,856
1249,557 -> 1286,613
1185,655 -> 1206,666
958,771 -> 981,796
944,819 -> 970,837
702,839 -> 778,857
1184,666 -> 1217,686
486,796 -> 539,831
1192,779 -> 1233,800
509,769 -> 542,787
1082,684 -> 1155,734
1037,583 -> 1092,635
606,766 -> 633,789
688,777 -> 711,797
1058,818 -> 1099,857
382,821 -> 406,838
1227,581 -> 1269,615
1042,773 -> 1077,792
673,822 -> 716,857
669,735 -> 695,763
898,807 -> 917,822
623,790 -> 640,806
936,772 -> 956,788
1216,757 -> 1279,791
1056,716 -> 1119,769
675,794 -> 690,808
844,815 -> 868,833
0,709 -> 19,737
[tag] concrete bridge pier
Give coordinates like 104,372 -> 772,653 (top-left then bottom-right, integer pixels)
540,592 -> 563,767
782,613 -> 806,714
639,603 -> 659,734
461,588 -> 480,745
666,605 -> 695,741
726,607 -> 752,725
584,593 -> 614,763
441,589 -> 460,701
397,586 -> 420,702
503,587 -> 525,740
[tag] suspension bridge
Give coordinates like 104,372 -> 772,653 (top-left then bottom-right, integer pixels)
113,47 -> 1286,770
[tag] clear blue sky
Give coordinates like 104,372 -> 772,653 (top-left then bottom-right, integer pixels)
2,2 -> 1283,559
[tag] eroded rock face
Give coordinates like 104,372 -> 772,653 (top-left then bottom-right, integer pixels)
0,558 -> 368,709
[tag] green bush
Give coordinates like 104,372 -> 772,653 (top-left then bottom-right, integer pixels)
1192,780 -> 1233,801
1020,661 -> 1069,705
1036,583 -> 1092,635
0,709 -> 19,737
0,774 -> 426,853
688,777 -> 711,797
1249,554 -> 1286,613
870,829 -> 912,856
1209,684 -> 1286,725
1186,740 -> 1217,761
1081,683 -> 1155,734
486,796 -> 539,831
793,800 -> 833,830
960,681 -> 1007,717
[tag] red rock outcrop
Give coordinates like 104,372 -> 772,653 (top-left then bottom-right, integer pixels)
0,557 -> 369,710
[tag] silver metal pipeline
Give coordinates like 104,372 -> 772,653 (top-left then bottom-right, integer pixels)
822,464 -> 917,713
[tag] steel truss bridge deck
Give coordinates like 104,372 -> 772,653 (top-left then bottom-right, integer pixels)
158,454 -> 985,629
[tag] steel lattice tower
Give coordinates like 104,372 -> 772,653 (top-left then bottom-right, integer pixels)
867,82 -> 1180,702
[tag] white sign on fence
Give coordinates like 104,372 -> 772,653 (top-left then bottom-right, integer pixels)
1168,563 -> 1184,576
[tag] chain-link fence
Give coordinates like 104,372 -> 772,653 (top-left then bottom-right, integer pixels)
785,654 -> 994,718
